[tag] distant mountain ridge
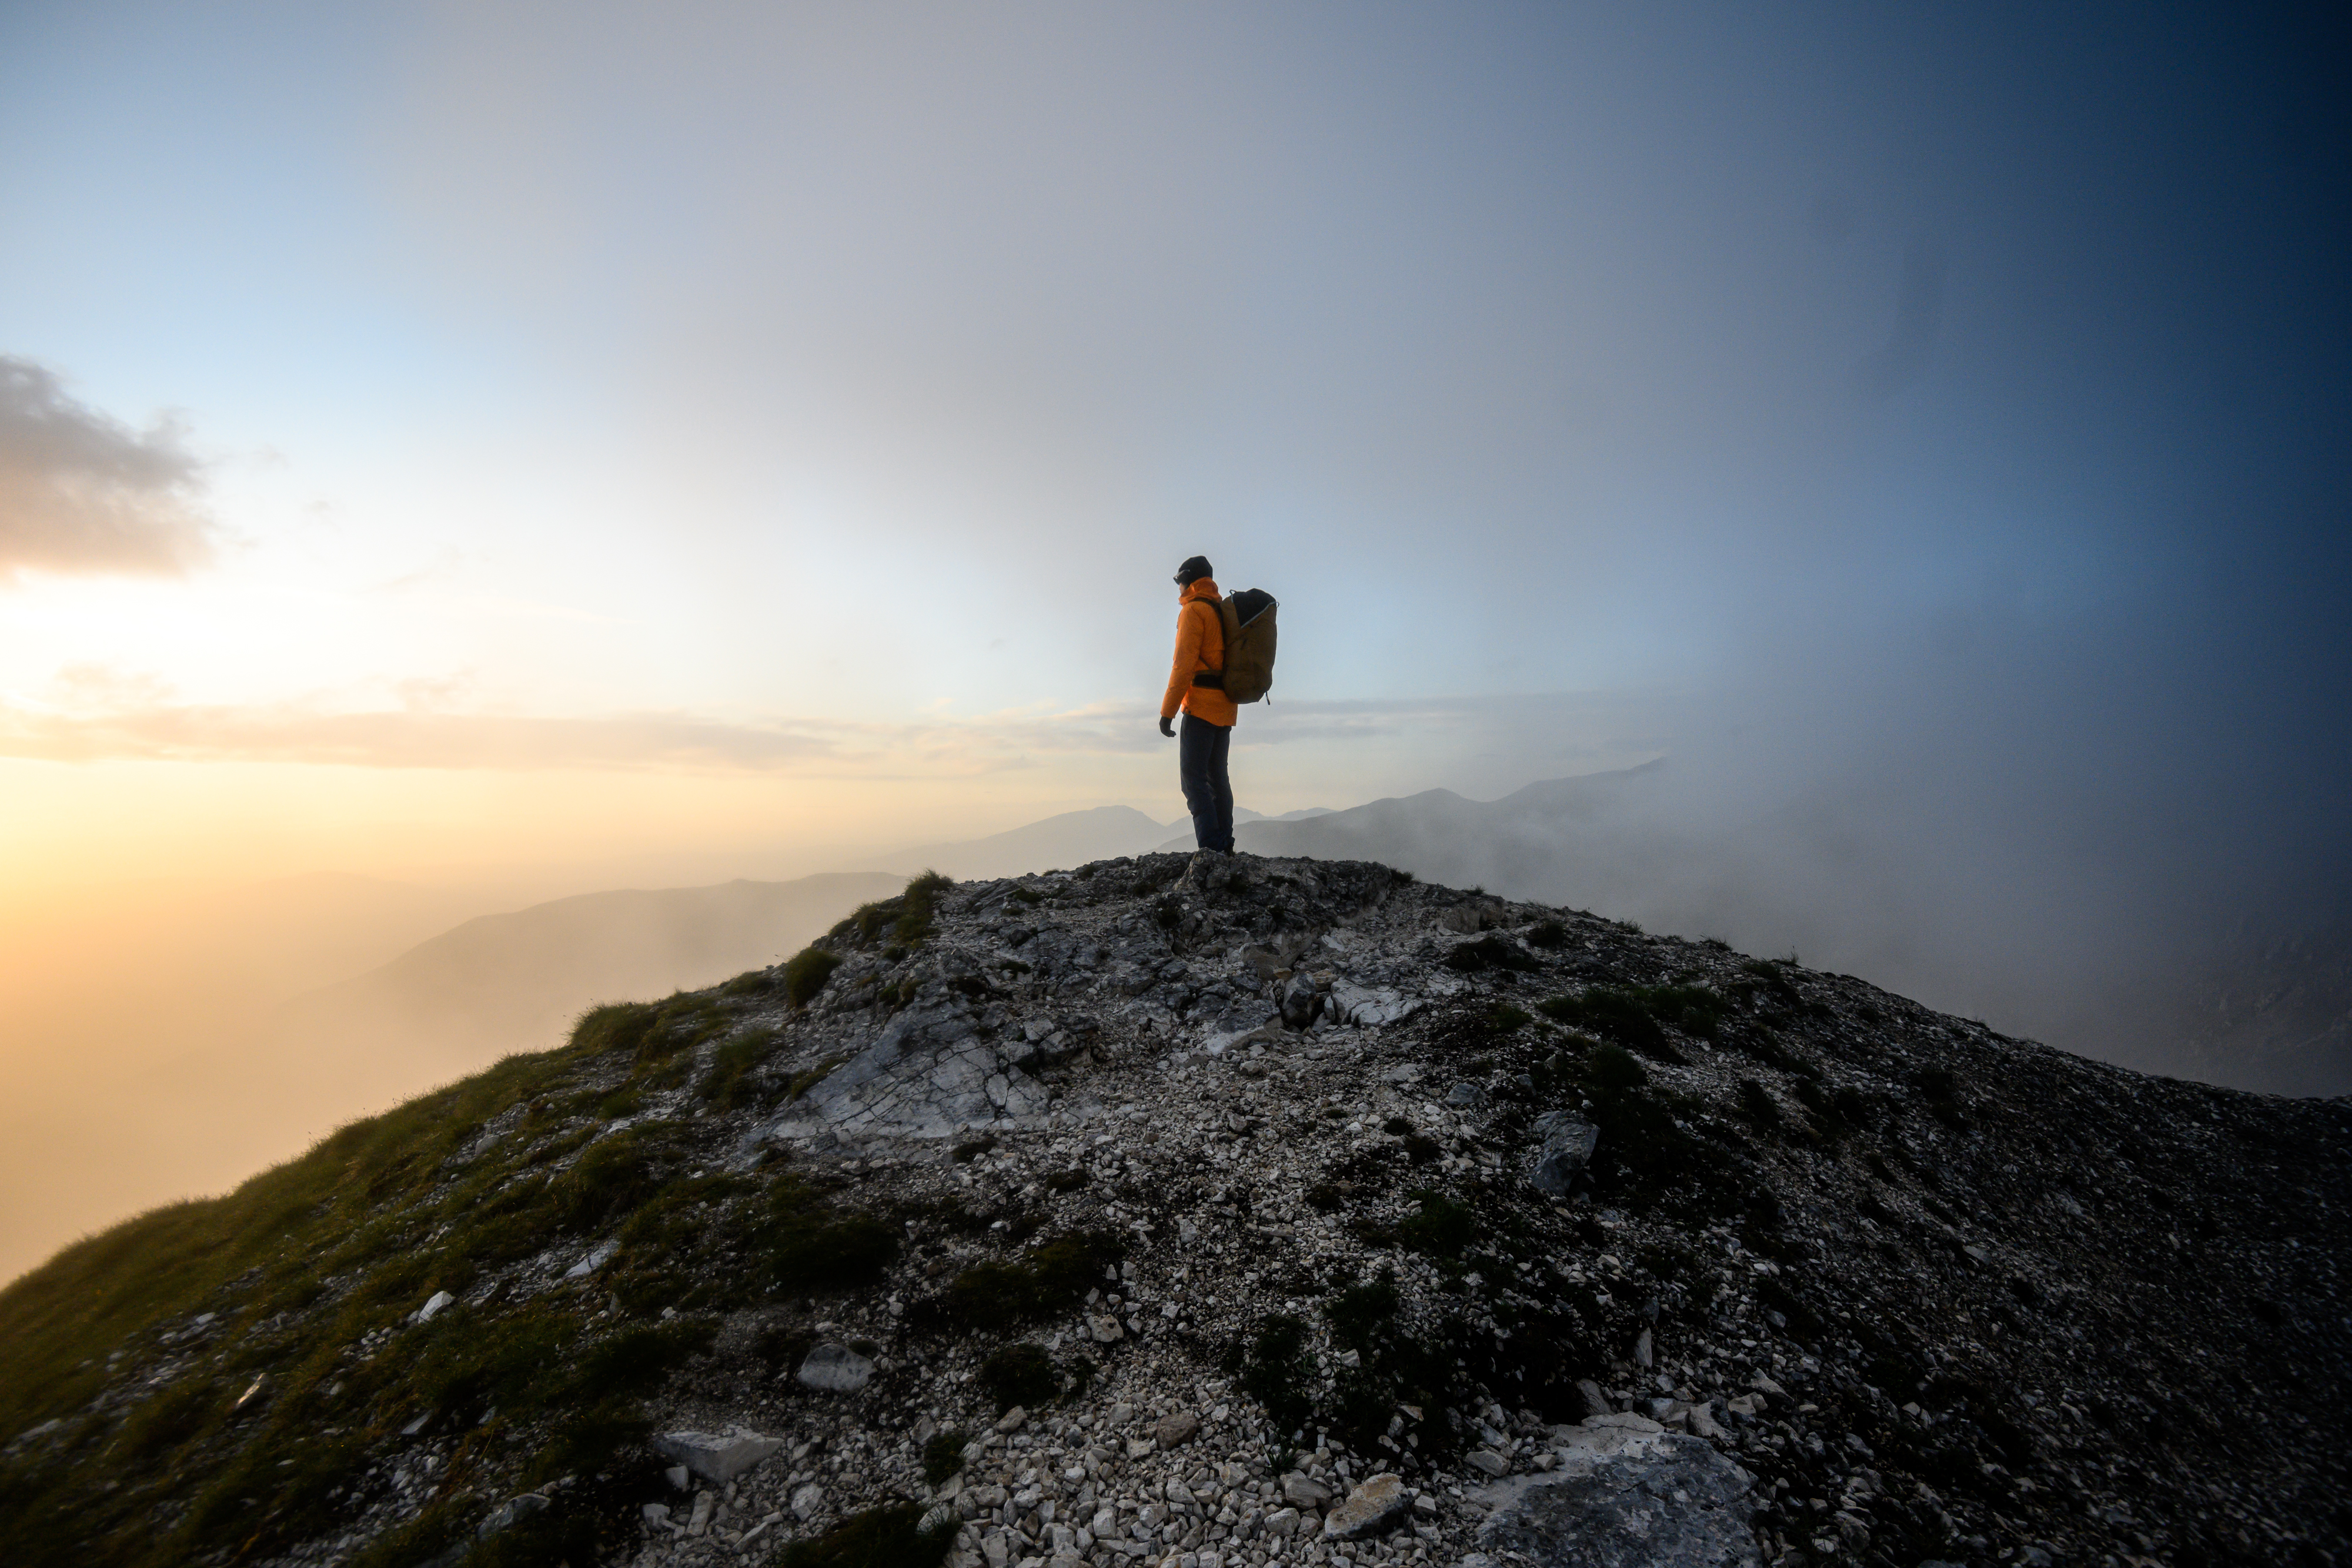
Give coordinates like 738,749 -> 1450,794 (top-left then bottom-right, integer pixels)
275,871 -> 908,1072
1152,768 -> 1657,865
883,803 -> 1331,881
1149,760 -> 2351,1097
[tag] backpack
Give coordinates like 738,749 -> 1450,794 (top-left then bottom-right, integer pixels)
1192,587 -> 1279,703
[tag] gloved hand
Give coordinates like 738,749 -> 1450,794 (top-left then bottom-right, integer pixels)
1159,714 -> 1176,738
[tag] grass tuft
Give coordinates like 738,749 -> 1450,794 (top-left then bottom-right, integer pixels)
774,1503 -> 958,1568
706,1028 -> 785,1107
745,1176 -> 901,1296
784,947 -> 845,1007
1397,1191 -> 1476,1260
978,1343 -> 1061,1410
1538,984 -> 1722,1060
1231,1314 -> 1314,1436
922,1429 -> 971,1486
1737,1077 -> 1783,1132
937,1232 -> 1124,1332
1443,934 -> 1537,973
838,871 -> 956,949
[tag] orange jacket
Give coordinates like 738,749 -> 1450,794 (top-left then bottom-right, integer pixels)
1162,578 -> 1238,726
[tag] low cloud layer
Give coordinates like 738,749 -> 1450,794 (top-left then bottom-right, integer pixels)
0,356 -> 211,579
0,687 -> 1662,780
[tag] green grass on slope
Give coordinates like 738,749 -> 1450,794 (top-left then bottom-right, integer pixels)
0,976 -> 890,1568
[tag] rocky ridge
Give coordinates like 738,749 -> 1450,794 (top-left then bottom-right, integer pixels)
2,851 -> 2346,1568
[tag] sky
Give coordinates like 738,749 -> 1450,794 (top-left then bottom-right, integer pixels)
1,6 -> 2346,971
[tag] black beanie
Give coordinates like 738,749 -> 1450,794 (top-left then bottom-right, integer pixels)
1174,554 -> 1214,586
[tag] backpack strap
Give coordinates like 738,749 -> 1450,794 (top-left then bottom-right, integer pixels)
1187,596 -> 1226,687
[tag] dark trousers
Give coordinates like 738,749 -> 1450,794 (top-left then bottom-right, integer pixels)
1179,712 -> 1235,852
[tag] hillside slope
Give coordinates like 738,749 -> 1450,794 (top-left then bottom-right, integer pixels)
1,855 -> 2343,1568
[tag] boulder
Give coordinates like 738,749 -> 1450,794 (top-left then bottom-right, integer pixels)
562,1240 -> 617,1279
478,1493 -> 549,1537
652,1427 -> 785,1484
1154,1410 -> 1201,1448
1561,1413 -> 1665,1450
1321,1473 -> 1411,1539
1479,1423 -> 1758,1567
1279,973 -> 1321,1028
797,1342 -> 876,1392
1331,982 -> 1422,1028
1530,1113 -> 1599,1196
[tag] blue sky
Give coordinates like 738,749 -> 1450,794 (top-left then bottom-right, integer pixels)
0,3 -> 2343,912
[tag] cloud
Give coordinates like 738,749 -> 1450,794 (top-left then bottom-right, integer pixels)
0,688 -> 1666,778
0,356 -> 212,579
0,701 -> 840,773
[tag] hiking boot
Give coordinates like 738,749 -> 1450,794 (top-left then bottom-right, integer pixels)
1177,848 -> 1225,890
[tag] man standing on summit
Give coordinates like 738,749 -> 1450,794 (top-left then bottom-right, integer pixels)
1160,554 -> 1237,857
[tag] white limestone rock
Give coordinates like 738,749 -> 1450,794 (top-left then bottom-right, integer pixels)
797,1342 -> 877,1392
652,1427 -> 785,1485
1483,1423 -> 1758,1567
1321,1473 -> 1411,1540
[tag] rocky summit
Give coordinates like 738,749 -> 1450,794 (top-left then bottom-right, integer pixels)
3,853 -> 2347,1568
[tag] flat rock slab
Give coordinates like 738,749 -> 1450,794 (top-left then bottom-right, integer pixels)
1281,1474 -> 1332,1507
797,1342 -> 876,1392
1332,982 -> 1421,1028
1476,1429 -> 1758,1568
1322,1473 -> 1410,1539
652,1428 -> 784,1485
